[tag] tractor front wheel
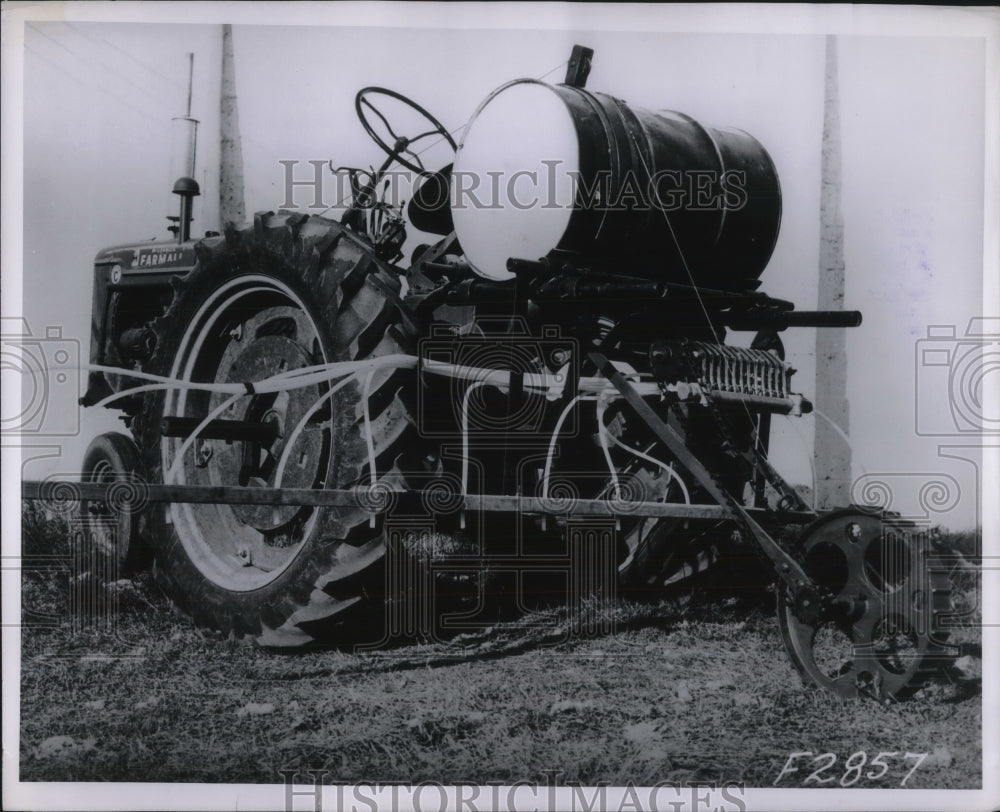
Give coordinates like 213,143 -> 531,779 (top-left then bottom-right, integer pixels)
80,431 -> 150,572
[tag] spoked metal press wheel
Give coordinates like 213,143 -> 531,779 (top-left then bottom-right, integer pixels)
137,212 -> 416,644
777,509 -> 953,700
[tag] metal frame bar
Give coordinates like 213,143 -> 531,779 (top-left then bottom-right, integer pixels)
21,480 -> 816,523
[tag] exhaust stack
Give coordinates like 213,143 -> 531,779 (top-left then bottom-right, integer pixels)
168,53 -> 200,243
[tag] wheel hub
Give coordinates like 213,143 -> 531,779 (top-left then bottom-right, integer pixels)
212,334 -> 326,532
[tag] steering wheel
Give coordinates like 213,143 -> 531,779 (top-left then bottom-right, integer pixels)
355,87 -> 457,174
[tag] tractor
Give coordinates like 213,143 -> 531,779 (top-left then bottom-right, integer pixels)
78,47 -> 952,700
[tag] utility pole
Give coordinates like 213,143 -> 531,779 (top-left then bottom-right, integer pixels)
219,24 -> 246,230
814,35 -> 852,508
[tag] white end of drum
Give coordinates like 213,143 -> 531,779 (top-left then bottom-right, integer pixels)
451,81 -> 579,281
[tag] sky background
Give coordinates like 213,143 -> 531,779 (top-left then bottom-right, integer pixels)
9,13 -> 993,528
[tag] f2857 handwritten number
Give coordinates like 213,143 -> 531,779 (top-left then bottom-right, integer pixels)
775,751 -> 928,787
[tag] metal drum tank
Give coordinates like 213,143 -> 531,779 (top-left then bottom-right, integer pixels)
451,79 -> 781,289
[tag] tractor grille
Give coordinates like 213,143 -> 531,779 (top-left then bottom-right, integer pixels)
684,342 -> 791,399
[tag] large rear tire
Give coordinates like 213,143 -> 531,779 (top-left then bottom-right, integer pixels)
136,211 -> 417,645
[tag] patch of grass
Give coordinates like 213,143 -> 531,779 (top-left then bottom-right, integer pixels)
18,504 -> 982,788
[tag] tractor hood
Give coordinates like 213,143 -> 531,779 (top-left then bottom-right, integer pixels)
94,240 -> 199,274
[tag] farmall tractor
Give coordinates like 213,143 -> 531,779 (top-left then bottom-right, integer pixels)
79,47 -> 952,700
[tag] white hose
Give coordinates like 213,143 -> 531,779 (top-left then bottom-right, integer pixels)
83,356 -> 667,503
540,394 -> 691,508
595,397 -> 621,501
812,406 -> 869,478
82,357 -> 657,406
541,394 -> 592,502
88,356 -> 418,406
271,371 -> 362,489
606,433 -> 691,506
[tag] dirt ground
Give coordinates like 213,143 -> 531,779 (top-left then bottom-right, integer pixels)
18,508 -> 982,789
